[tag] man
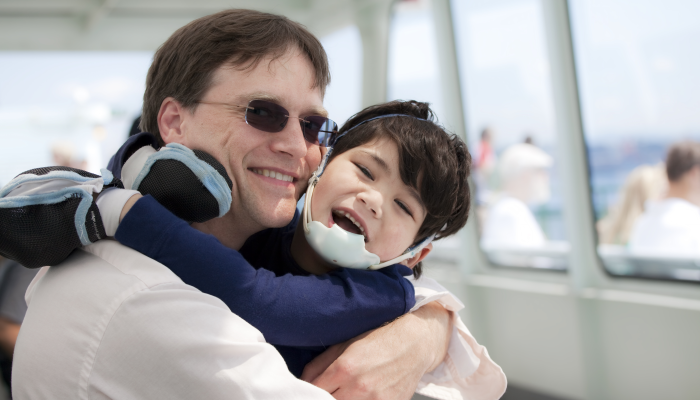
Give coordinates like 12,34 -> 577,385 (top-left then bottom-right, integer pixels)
629,141 -> 700,255
12,9 -> 503,400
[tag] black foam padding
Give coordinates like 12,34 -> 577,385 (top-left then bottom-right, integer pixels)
135,150 -> 232,223
192,150 -> 233,190
137,160 -> 219,223
0,166 -> 116,269
0,195 -> 86,269
15,167 -> 124,190
17,166 -> 101,179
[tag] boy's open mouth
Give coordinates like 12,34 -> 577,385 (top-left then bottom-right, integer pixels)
332,210 -> 367,241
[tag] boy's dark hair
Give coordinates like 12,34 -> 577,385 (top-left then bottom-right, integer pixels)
141,9 -> 330,144
666,141 -> 700,182
330,100 -> 472,277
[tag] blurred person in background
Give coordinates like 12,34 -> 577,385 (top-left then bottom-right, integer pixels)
481,142 -> 552,249
51,142 -> 86,169
597,164 -> 667,245
472,128 -> 497,196
629,141 -> 700,255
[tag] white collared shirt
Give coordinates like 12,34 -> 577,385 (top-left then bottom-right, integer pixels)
13,240 -> 505,400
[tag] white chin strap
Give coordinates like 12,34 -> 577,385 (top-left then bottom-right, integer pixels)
302,174 -> 434,270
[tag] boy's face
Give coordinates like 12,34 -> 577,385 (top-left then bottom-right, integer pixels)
311,138 -> 427,262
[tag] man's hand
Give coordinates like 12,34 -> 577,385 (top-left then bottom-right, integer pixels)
301,301 -> 452,400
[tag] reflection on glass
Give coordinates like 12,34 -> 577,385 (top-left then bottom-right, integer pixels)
321,26 -> 362,127
387,0 -> 444,119
597,164 -> 666,246
570,0 -> 700,281
628,143 -> 700,255
388,0 -> 460,262
451,0 -> 569,270
0,52 -> 152,186
481,143 -> 552,249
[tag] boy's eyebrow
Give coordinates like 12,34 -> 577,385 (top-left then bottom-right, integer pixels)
361,150 -> 390,173
360,150 -> 426,213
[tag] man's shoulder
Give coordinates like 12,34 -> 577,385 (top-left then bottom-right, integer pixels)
80,239 -> 185,288
13,240 -> 247,399
25,240 -> 188,306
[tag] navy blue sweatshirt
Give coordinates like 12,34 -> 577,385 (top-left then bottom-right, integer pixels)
109,133 -> 416,377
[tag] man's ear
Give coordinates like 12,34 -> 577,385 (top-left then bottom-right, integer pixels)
158,97 -> 187,145
403,243 -> 433,269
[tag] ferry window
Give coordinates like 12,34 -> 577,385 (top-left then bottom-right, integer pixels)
321,25 -> 362,127
450,0 -> 569,270
297,26 -> 363,212
388,0 -> 462,262
0,52 -> 152,186
570,0 -> 700,282
387,0 -> 445,119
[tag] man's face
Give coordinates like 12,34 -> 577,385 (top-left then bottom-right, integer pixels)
310,138 -> 428,263
172,50 -> 325,232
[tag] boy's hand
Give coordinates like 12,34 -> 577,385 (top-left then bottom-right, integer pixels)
301,301 -> 452,400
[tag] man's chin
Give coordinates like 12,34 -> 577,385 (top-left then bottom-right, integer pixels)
255,201 -> 299,229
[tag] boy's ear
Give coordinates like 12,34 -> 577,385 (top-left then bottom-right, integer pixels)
403,243 -> 433,269
158,97 -> 187,145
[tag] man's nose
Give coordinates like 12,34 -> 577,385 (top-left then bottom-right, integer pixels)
270,117 -> 308,159
358,190 -> 383,219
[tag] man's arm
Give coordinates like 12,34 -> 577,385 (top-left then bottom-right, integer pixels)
302,302 -> 451,400
303,277 -> 507,400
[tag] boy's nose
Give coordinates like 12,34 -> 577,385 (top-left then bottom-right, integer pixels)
358,191 -> 382,219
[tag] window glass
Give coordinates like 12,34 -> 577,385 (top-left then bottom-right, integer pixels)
387,0 -> 444,119
321,25 -> 362,127
570,0 -> 700,281
388,0 -> 459,261
451,0 -> 569,270
298,26 -> 363,212
0,52 -> 152,185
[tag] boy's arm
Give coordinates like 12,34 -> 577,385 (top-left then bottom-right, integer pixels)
115,195 -> 416,348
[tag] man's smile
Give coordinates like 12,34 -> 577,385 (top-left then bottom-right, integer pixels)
250,168 -> 296,183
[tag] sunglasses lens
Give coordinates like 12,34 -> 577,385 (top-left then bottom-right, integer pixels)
245,100 -> 338,147
302,116 -> 339,147
245,100 -> 288,133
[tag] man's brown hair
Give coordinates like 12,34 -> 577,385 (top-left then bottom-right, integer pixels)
329,100 -> 472,277
666,141 -> 700,182
141,9 -> 331,144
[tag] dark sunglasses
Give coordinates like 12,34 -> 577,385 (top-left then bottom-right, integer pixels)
198,99 -> 338,147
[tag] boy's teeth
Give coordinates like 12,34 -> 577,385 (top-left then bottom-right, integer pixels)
333,210 -> 365,236
253,169 -> 293,182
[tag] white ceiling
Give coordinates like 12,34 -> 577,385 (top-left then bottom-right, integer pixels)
0,0 -> 370,50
